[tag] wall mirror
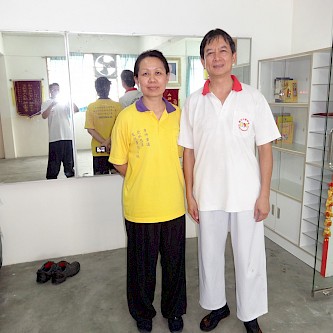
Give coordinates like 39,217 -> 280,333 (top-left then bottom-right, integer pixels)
0,31 -> 71,183
67,33 -> 251,178
0,31 -> 251,183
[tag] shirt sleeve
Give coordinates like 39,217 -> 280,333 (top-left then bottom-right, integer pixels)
109,112 -> 130,165
40,99 -> 52,114
254,92 -> 281,146
84,106 -> 94,130
116,103 -> 124,117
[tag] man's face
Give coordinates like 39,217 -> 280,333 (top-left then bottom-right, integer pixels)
201,36 -> 236,79
50,85 -> 59,99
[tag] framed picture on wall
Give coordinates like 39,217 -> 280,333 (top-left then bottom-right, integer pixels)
166,57 -> 181,87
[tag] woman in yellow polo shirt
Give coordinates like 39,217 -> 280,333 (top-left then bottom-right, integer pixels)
110,50 -> 186,333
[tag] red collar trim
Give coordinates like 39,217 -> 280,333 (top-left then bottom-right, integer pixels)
125,87 -> 137,93
202,75 -> 242,96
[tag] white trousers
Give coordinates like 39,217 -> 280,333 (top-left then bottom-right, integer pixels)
198,210 -> 268,322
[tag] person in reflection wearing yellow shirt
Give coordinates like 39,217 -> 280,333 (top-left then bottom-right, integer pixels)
85,77 -> 123,175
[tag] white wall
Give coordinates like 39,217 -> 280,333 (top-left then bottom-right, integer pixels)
292,0 -> 333,53
0,0 -> 332,266
0,175 -> 197,265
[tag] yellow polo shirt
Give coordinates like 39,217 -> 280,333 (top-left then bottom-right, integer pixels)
85,99 -> 123,156
110,97 -> 185,223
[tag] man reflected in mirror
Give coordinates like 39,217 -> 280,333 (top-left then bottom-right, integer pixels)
85,77 -> 123,175
40,83 -> 78,180
119,70 -> 143,108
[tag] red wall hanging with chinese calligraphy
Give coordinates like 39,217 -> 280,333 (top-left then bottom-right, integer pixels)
13,80 -> 42,117
163,89 -> 179,106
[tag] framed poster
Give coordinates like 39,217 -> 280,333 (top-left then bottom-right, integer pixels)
166,57 -> 181,87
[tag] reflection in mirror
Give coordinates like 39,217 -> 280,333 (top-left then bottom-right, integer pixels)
67,33 -> 251,177
0,32 -> 251,183
0,31 -> 73,183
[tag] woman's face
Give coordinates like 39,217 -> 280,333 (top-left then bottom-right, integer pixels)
135,57 -> 169,98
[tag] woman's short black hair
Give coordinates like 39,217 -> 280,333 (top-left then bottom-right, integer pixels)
200,29 -> 236,59
134,50 -> 169,78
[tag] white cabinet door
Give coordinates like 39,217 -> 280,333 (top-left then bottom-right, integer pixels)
265,191 -> 301,245
264,190 -> 276,229
275,193 -> 301,245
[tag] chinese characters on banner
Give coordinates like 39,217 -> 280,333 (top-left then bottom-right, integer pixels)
13,80 -> 42,117
163,89 -> 179,106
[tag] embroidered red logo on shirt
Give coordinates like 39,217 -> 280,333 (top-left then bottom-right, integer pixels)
238,118 -> 250,131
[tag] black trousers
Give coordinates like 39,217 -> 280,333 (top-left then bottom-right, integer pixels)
125,215 -> 187,321
46,140 -> 75,179
92,156 -> 116,175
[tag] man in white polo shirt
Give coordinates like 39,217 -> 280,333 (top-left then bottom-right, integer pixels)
179,29 -> 280,333
41,83 -> 78,179
119,70 -> 143,108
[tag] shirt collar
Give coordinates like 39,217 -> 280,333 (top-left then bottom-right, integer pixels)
125,87 -> 137,93
202,74 -> 242,95
136,96 -> 176,113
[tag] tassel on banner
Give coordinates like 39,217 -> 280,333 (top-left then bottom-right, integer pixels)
321,181 -> 333,276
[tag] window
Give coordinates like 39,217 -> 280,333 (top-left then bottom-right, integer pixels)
46,53 -> 138,111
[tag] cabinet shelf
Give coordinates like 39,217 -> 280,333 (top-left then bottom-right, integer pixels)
311,113 -> 333,118
313,65 -> 330,70
306,173 -> 332,183
307,145 -> 328,151
269,102 -> 308,108
271,179 -> 303,200
272,143 -> 306,155
304,202 -> 326,212
308,130 -> 326,135
307,160 -> 333,172
303,230 -> 324,244
303,215 -> 325,227
305,188 -> 328,200
301,244 -> 323,259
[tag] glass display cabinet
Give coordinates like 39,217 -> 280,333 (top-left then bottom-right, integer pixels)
258,44 -> 333,296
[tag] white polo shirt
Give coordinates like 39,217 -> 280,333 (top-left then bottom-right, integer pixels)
178,76 -> 280,212
41,99 -> 73,143
119,88 -> 143,108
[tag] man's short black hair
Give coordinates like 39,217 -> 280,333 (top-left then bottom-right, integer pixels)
200,29 -> 236,59
121,70 -> 135,88
95,77 -> 111,97
49,83 -> 59,90
95,76 -> 111,90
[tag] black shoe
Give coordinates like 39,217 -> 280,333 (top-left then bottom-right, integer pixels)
168,316 -> 183,332
36,261 -> 57,283
51,261 -> 80,285
200,304 -> 230,331
136,319 -> 152,333
244,318 -> 262,333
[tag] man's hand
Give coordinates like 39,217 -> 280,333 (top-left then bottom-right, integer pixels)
254,195 -> 270,222
187,196 -> 199,224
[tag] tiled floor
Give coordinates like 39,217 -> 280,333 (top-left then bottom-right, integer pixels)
0,149 -> 93,183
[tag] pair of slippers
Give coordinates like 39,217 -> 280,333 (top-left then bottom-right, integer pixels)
36,260 -> 80,284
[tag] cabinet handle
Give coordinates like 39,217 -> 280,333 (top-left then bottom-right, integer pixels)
271,204 -> 275,216
277,207 -> 280,219
328,128 -> 333,169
